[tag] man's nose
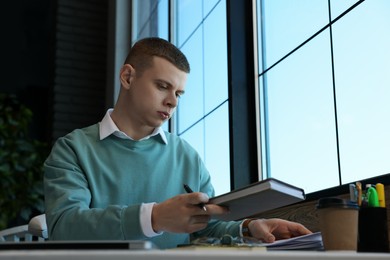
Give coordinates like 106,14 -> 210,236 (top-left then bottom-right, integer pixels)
165,93 -> 178,108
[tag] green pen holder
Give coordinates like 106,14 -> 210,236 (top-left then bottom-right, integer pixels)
358,207 -> 389,252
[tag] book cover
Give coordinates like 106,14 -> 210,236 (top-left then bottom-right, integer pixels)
209,178 -> 305,221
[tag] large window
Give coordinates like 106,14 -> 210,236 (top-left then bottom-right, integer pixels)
131,0 -> 230,195
130,0 -> 390,196
176,0 -> 230,195
257,0 -> 390,193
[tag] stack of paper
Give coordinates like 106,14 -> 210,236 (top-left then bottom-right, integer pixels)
261,232 -> 323,251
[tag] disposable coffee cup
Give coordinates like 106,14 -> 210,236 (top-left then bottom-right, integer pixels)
316,197 -> 359,251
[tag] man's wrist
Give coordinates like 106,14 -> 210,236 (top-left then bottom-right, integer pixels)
241,218 -> 257,237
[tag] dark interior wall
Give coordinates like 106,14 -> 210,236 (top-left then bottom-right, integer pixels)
51,0 -> 108,142
0,0 -> 53,142
0,0 -> 51,93
0,0 -> 109,144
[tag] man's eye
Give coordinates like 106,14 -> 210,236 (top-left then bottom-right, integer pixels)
158,84 -> 167,89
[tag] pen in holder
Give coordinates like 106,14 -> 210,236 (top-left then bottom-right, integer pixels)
358,207 -> 389,252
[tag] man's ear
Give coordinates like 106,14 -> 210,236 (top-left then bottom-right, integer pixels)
120,64 -> 135,89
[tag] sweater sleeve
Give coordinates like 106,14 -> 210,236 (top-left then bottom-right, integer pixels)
43,138 -> 147,240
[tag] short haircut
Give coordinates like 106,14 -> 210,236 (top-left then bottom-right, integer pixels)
124,37 -> 190,76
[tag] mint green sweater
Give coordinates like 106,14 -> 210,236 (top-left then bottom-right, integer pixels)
44,124 -> 240,249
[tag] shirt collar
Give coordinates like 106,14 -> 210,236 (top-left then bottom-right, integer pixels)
99,109 -> 168,144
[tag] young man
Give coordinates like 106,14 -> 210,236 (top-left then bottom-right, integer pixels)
44,37 -> 311,249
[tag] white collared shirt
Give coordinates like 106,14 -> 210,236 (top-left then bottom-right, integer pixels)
99,109 -> 164,237
99,109 -> 168,144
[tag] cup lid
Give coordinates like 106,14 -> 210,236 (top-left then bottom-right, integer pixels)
316,197 -> 359,209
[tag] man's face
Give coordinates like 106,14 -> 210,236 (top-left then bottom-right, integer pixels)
125,56 -> 187,130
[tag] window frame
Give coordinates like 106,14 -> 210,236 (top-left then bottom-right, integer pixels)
226,0 -> 261,190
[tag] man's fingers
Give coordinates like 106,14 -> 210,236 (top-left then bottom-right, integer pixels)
184,214 -> 211,233
190,214 -> 211,224
204,204 -> 229,215
185,192 -> 209,205
290,223 -> 312,236
183,193 -> 229,217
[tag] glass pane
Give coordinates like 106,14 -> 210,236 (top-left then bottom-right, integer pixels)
177,28 -> 204,134
176,0 -> 202,47
203,0 -> 220,17
333,0 -> 390,184
180,120 -> 205,161
205,103 -> 230,196
176,0 -> 230,195
264,30 -> 339,193
330,0 -> 360,19
132,0 -> 168,41
161,120 -> 169,132
261,0 -> 328,69
203,0 -> 228,114
157,0 -> 169,39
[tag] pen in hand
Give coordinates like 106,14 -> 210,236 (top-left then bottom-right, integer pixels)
183,184 -> 207,212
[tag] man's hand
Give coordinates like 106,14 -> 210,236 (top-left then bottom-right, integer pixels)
151,193 -> 228,233
248,218 -> 312,243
